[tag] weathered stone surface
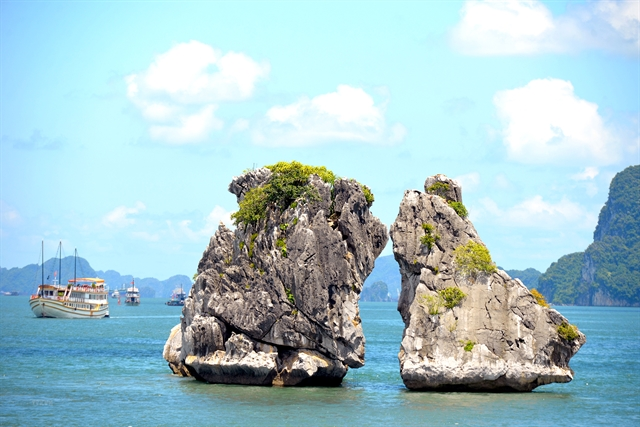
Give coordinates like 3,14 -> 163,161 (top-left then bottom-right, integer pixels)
163,324 -> 190,377
424,174 -> 462,203
228,168 -> 272,203
391,176 -> 585,391
164,167 -> 388,386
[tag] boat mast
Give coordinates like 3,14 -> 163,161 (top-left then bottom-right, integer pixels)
58,241 -> 62,286
41,240 -> 44,286
74,249 -> 77,284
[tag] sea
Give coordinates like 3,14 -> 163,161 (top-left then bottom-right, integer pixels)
0,297 -> 638,427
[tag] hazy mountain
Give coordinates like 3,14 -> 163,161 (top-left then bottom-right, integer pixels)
503,268 -> 542,289
364,255 -> 400,300
360,280 -> 393,302
0,255 -> 191,298
363,257 -> 544,303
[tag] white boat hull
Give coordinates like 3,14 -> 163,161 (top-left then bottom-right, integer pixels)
29,297 -> 109,319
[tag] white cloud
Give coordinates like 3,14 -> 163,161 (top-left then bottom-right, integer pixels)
451,0 -> 640,56
254,85 -> 406,146
126,40 -> 269,144
494,78 -> 621,165
0,200 -> 22,226
168,206 -> 233,242
454,172 -> 481,193
203,206 -> 234,233
102,202 -> 146,227
148,105 -> 223,144
571,167 -> 600,181
476,195 -> 597,230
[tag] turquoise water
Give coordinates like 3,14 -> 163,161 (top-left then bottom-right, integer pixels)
0,297 -> 638,426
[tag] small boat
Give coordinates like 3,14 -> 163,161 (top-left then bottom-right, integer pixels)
29,242 -> 109,319
166,285 -> 186,306
111,290 -> 120,299
125,281 -> 140,306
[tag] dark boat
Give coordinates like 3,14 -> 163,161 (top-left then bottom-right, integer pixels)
166,285 -> 186,306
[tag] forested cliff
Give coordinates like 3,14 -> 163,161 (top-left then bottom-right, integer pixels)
538,165 -> 639,306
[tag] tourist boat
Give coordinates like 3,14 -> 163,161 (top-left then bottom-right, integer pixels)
125,282 -> 140,305
166,285 -> 186,306
29,242 -> 109,319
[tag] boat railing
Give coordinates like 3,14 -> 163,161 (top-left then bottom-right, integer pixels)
68,285 -> 107,293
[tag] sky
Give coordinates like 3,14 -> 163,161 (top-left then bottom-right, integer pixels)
1,0 -> 638,281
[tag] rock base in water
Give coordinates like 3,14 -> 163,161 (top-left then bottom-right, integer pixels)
392,175 -> 585,391
164,164 -> 388,386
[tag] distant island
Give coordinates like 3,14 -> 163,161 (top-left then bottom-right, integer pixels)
6,164 -> 637,307
360,280 -> 393,302
360,165 -> 638,307
0,256 -> 191,298
537,165 -> 639,306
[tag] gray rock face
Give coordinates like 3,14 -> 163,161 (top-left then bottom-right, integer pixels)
391,176 -> 585,391
164,168 -> 388,386
228,168 -> 272,203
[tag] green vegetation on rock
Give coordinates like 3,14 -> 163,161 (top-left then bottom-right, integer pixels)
447,201 -> 468,218
232,187 -> 269,227
420,223 -> 440,250
425,181 -> 468,218
276,238 -> 287,258
439,287 -> 466,309
264,161 -> 336,211
426,181 -> 450,197
419,294 -> 443,315
530,289 -> 549,308
231,161 -> 375,227
453,240 -> 497,281
285,287 -> 295,305
360,183 -> 375,207
417,287 -> 465,314
557,321 -> 579,341
248,233 -> 258,258
231,161 -> 337,226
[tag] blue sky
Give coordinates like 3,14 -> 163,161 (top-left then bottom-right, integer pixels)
1,0 -> 638,280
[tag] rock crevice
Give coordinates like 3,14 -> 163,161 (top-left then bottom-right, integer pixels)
391,175 -> 585,391
164,165 -> 388,386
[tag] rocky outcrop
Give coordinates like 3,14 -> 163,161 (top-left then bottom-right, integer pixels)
391,174 -> 585,391
164,166 -> 388,386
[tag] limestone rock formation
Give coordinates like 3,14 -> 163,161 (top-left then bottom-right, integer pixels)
391,174 -> 585,391
164,164 -> 388,386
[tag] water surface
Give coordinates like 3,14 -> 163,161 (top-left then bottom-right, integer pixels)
1,298 -> 637,426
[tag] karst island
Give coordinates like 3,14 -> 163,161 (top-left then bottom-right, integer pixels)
391,174 -> 585,391
164,161 -> 388,386
164,162 -> 585,390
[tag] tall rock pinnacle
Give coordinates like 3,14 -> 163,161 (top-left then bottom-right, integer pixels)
390,174 -> 585,391
164,162 -> 388,386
